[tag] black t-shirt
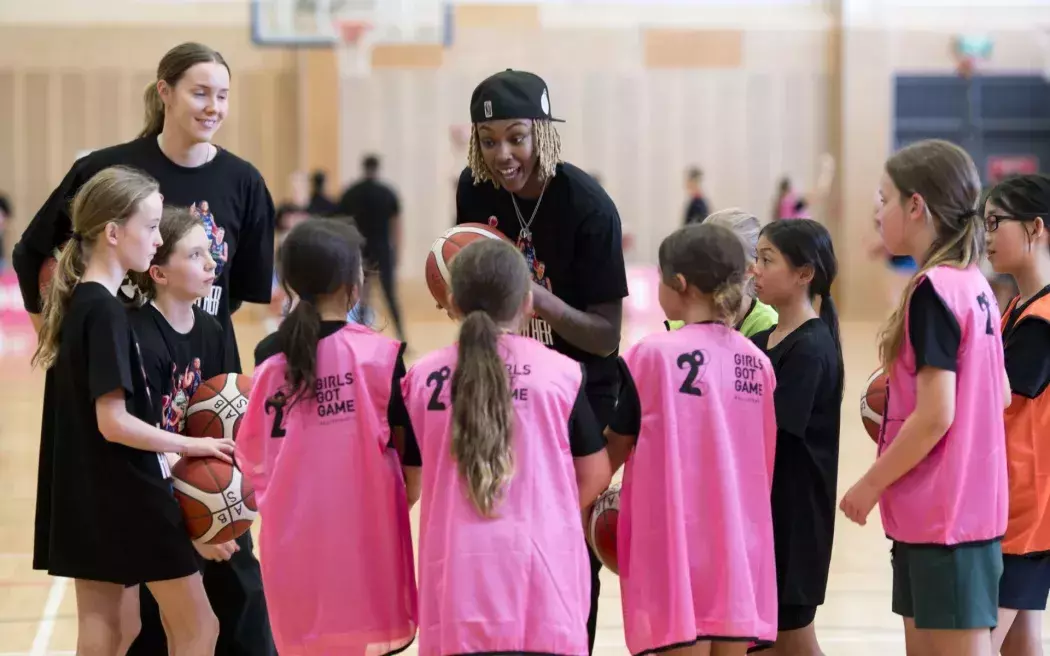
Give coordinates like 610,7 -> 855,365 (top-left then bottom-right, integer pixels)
128,303 -> 231,433
684,195 -> 710,225
1002,285 -> 1050,399
254,321 -> 420,465
908,278 -> 962,372
751,318 -> 842,606
12,137 -> 276,372
455,162 -> 629,405
337,178 -> 400,255
35,283 -> 197,582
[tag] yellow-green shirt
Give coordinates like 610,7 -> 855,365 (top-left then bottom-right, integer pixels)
664,298 -> 778,339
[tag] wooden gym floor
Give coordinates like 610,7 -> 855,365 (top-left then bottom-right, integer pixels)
1,278 -> 1046,655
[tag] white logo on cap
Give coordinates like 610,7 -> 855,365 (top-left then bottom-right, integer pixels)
541,89 -> 550,115
484,100 -> 493,118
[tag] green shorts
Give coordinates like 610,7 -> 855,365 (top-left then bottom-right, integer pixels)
891,540 -> 1003,630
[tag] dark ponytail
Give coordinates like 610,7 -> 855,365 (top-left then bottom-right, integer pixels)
275,219 -> 364,405
450,310 -> 514,517
819,291 -> 843,400
277,295 -> 323,404
447,238 -> 532,517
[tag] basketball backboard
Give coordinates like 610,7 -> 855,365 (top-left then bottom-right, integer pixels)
250,0 -> 452,48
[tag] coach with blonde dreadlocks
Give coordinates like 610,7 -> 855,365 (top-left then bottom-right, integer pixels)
455,69 -> 628,654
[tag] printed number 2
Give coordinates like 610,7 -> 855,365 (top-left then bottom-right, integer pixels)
977,292 -> 994,335
427,366 -> 452,411
265,391 -> 288,438
677,350 -> 705,397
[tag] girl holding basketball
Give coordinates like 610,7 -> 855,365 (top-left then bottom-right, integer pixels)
666,208 -> 778,338
749,218 -> 843,655
236,218 -> 420,656
32,166 -> 234,655
402,238 -> 612,656
604,222 -> 778,655
840,140 -> 1010,656
125,205 -> 243,652
982,174 -> 1050,655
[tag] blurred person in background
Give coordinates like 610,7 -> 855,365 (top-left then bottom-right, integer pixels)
307,169 -> 338,217
0,193 -> 10,271
683,166 -> 710,224
337,154 -> 405,341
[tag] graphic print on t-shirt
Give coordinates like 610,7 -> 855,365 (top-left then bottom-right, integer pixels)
161,358 -> 204,434
190,200 -> 229,316
515,231 -> 555,347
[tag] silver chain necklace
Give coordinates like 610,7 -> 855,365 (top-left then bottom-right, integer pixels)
510,179 -> 549,242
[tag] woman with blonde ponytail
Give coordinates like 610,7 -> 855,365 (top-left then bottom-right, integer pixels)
841,139 -> 1011,655
401,238 -> 612,656
604,222 -> 779,655
33,166 -> 234,656
13,41 -> 277,656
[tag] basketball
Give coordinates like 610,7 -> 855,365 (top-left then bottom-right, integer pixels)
185,373 -> 253,441
860,367 -> 887,443
587,483 -> 621,575
171,456 -> 257,545
425,222 -> 512,309
39,255 -> 57,297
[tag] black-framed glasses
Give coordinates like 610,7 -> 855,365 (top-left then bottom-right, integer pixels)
986,211 -> 1047,232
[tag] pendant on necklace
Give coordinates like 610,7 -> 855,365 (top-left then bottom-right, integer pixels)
519,227 -> 531,241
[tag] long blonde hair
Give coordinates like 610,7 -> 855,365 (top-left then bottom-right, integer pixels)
878,140 -> 983,369
32,166 -> 161,370
467,119 -> 561,188
139,42 -> 229,139
448,239 -> 531,517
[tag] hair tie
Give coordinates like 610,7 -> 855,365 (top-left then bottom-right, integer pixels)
959,208 -> 978,220
71,232 -> 83,244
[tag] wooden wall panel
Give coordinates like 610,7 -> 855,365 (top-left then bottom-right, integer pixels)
59,73 -> 88,171
453,4 -> 540,30
643,29 -> 744,70
0,72 -> 15,220
299,49 -> 340,185
371,44 -> 444,69
23,74 -> 50,224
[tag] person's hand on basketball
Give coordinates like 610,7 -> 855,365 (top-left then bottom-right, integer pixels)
194,539 -> 240,562
839,476 -> 881,526
180,436 -> 236,464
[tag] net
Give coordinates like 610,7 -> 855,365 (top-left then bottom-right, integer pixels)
338,20 -> 374,78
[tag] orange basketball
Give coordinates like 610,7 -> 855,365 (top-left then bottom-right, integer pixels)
172,456 -> 257,544
185,373 -> 253,441
425,223 -> 512,309
587,483 -> 621,575
860,367 -> 888,443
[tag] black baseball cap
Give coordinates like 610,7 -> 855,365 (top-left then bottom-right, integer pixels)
470,69 -> 565,124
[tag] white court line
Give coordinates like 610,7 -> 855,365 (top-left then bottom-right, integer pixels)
29,576 -> 68,656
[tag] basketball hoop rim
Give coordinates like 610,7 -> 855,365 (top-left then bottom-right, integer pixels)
338,19 -> 373,45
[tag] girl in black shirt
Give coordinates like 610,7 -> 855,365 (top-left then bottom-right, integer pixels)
126,206 -> 257,653
32,166 -> 234,654
13,41 -> 277,656
749,219 -> 843,654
